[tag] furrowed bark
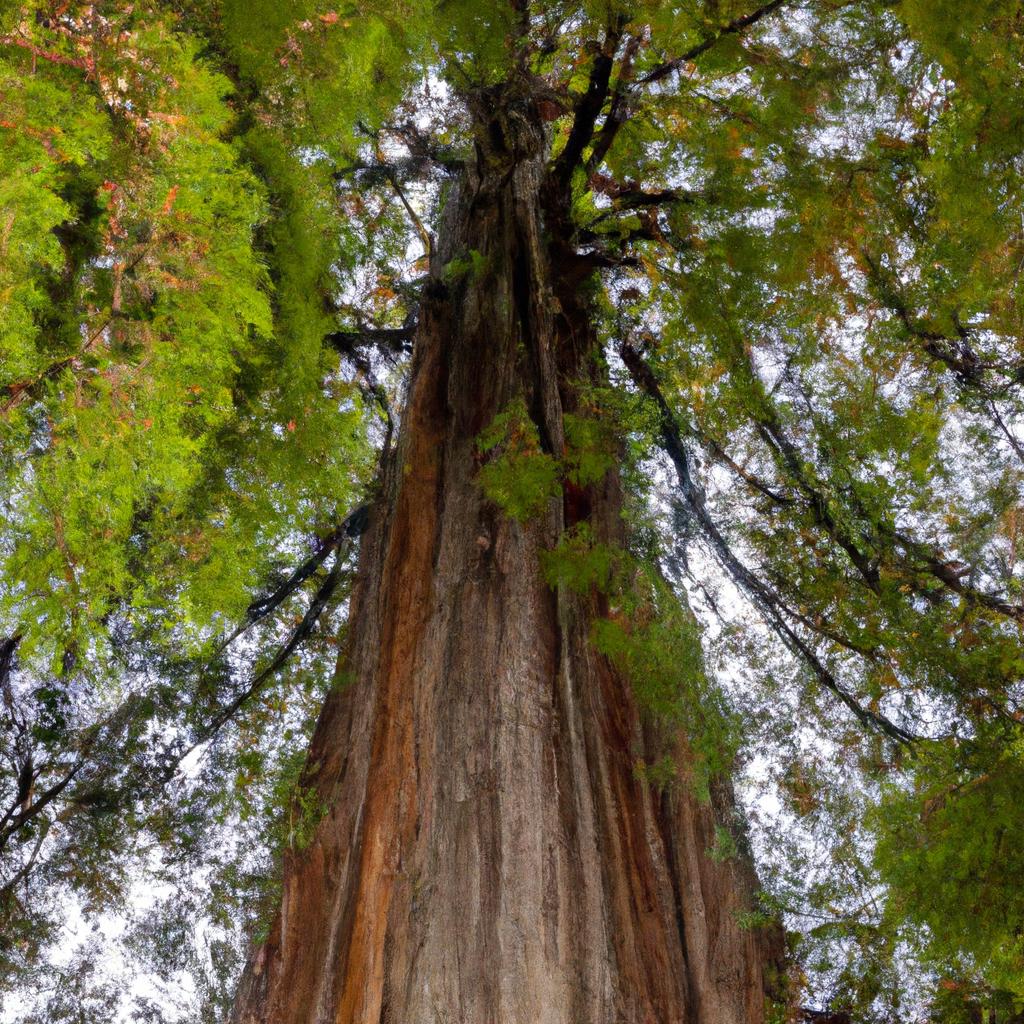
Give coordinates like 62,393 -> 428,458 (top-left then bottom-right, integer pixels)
231,79 -> 783,1024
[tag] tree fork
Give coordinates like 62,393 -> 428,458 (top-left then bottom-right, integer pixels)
231,80 -> 783,1024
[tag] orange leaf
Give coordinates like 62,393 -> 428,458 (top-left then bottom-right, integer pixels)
160,185 -> 178,216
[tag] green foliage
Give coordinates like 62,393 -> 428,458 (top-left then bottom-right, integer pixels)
442,248 -> 489,284
279,756 -> 327,855
0,15 -> 282,669
0,60 -> 110,378
2,0 -> 1024,1018
590,568 -> 742,800
0,3 -> 375,1012
476,397 -> 562,521
543,524 -> 741,798
0,4 -> 376,673
632,754 -> 679,793
477,399 -> 619,522
540,523 -> 623,593
873,736 -> 1024,997
563,411 -> 618,486
213,0 -> 435,159
707,823 -> 739,864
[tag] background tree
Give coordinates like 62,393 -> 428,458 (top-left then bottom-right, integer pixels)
0,1 -> 1022,1021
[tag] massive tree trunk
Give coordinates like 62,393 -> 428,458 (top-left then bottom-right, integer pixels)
232,81 -> 784,1024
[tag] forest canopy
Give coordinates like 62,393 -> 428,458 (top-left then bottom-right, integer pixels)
0,1 -> 1023,1021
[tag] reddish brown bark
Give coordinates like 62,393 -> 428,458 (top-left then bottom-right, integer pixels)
232,82 -> 784,1024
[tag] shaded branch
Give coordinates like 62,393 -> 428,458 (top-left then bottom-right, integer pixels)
0,758 -> 85,853
859,250 -> 994,387
692,425 -> 795,506
744,352 -> 1024,624
325,327 -> 414,358
216,504 -> 371,654
620,341 -> 917,744
333,138 -> 463,184
603,187 -> 705,211
585,32 -> 642,174
0,817 -> 48,900
325,325 -> 400,453
386,171 -> 433,258
552,21 -> 624,189
988,399 -> 1024,467
2,241 -> 156,417
751,417 -> 882,591
638,0 -> 789,85
0,636 -> 20,721
380,121 -> 466,174
192,538 -> 353,752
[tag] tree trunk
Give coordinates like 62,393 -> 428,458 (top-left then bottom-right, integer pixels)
231,81 -> 784,1024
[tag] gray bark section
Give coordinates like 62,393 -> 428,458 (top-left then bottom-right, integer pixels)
232,88 -> 783,1024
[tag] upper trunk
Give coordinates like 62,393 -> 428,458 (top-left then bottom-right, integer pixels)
232,79 -> 784,1024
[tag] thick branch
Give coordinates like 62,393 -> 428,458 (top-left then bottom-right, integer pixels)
217,504 -> 370,654
0,818 -> 48,899
607,187 -> 705,211
891,527 -> 1024,624
383,121 -> 466,174
0,759 -> 85,853
0,636 -> 19,711
552,22 -> 624,189
334,150 -> 463,184
326,327 -> 414,358
585,33 -> 642,174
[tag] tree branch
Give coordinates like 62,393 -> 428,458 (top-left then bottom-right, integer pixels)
606,187 -> 705,211
859,250 -> 993,387
215,504 -> 370,655
695,426 -> 795,506
325,327 -> 414,358
2,241 -> 156,417
0,758 -> 85,853
190,539 -> 353,754
386,171 -> 433,258
620,341 -> 917,744
585,32 -> 642,174
743,351 -> 1024,623
552,21 -> 625,189
0,817 -> 48,900
638,0 -> 788,85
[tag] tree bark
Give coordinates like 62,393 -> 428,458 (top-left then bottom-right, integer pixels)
231,81 -> 784,1024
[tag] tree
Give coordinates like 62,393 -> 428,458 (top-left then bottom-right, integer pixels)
1,2 -> 1022,1022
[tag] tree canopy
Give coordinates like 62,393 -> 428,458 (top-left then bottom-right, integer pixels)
1,1 -> 1022,1021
